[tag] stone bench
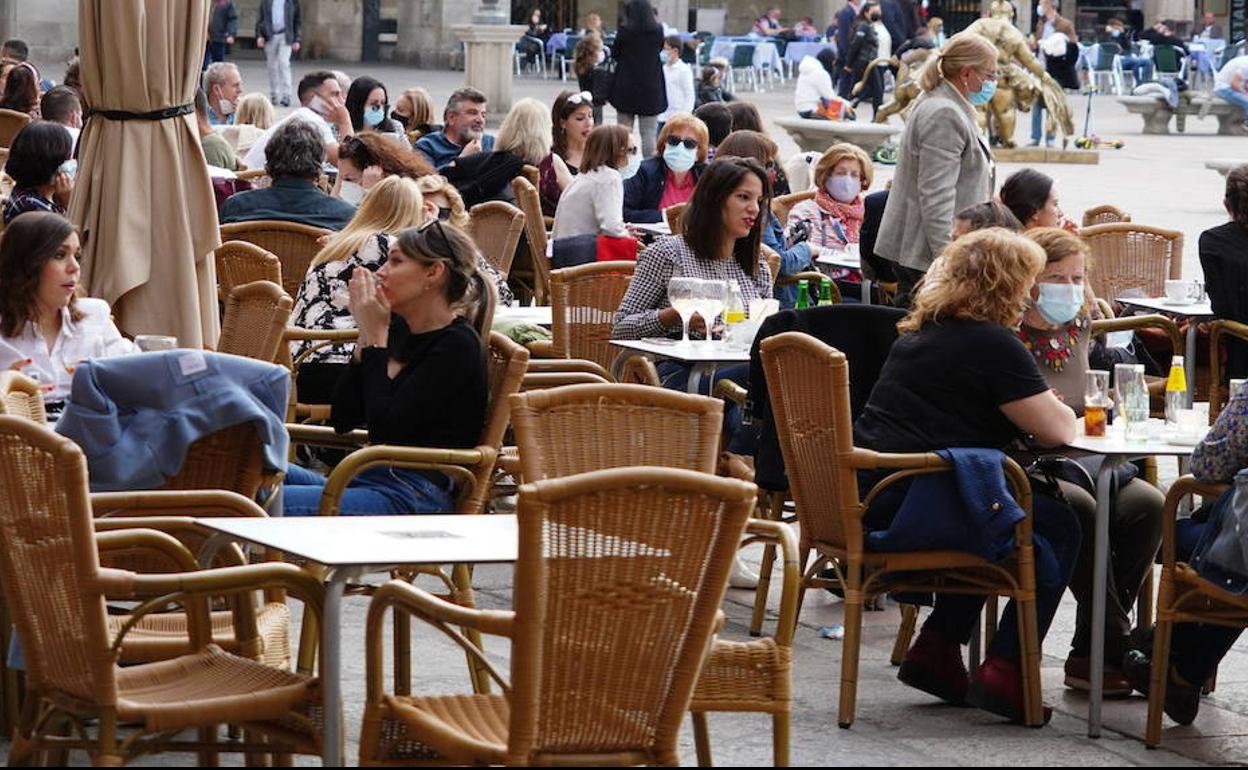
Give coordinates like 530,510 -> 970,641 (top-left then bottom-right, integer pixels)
1118,95 -> 1247,136
773,117 -> 901,154
1207,157 -> 1247,176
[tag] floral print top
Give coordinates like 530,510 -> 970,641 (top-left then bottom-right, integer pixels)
1192,386 -> 1248,483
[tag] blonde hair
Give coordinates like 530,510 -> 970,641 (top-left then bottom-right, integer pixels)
310,176 -> 426,268
899,228 -> 1045,333
397,87 -> 435,127
496,97 -> 552,166
813,143 -> 874,191
916,32 -> 998,92
416,174 -> 470,230
656,113 -> 710,161
234,92 -> 275,130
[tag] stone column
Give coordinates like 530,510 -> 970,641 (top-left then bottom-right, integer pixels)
396,0 -> 473,69
653,0 -> 690,30
451,2 -> 526,116
300,0 -> 363,61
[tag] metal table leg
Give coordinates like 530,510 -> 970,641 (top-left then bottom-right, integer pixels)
321,567 -> 353,765
1088,455 -> 1122,738
1185,319 -> 1198,408
687,363 -> 716,394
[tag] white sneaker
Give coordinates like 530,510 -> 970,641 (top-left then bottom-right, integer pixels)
729,554 -> 759,589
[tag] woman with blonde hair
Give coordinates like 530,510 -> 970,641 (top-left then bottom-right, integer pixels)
391,87 -> 438,135
415,174 -> 515,306
875,32 -> 999,305
442,97 -> 551,207
622,112 -> 709,223
234,92 -> 275,130
856,228 -> 1080,722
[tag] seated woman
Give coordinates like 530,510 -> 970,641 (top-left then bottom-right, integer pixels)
613,157 -> 773,392
235,92 -> 276,130
0,64 -> 39,118
622,112 -> 709,223
785,142 -> 874,302
855,228 -> 1080,722
345,75 -> 406,141
0,212 -> 136,410
951,200 -> 1023,240
540,90 -> 595,217
551,124 -> 636,243
283,220 -> 490,515
1019,227 -> 1164,696
334,132 -> 434,205
391,87 -> 440,137
999,169 -> 1079,232
3,121 -> 74,224
442,97 -> 550,208
415,174 -> 514,307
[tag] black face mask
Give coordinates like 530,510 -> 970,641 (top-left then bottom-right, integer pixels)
390,110 -> 411,128
437,207 -> 453,221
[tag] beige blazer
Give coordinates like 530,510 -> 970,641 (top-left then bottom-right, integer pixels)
875,80 -> 994,273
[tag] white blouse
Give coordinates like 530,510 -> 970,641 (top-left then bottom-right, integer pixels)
551,166 -> 629,241
0,298 -> 137,402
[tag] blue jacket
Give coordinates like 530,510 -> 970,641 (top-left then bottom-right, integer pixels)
413,130 -> 496,171
55,351 -> 290,492
866,448 -> 1024,562
762,212 -> 812,309
220,177 -> 356,231
622,157 -> 704,223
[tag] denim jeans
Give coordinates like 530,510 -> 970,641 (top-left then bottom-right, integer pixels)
1120,55 -> 1153,85
656,360 -> 753,454
283,463 -> 454,516
1215,87 -> 1248,121
1030,105 -> 1054,144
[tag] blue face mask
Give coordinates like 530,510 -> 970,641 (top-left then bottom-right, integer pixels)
1034,282 -> 1084,325
363,106 -> 385,127
967,78 -> 997,106
620,152 -> 642,180
663,143 -> 697,173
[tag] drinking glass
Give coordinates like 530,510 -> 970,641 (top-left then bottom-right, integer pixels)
668,277 -> 700,343
1084,369 -> 1110,437
1118,364 -> 1149,441
698,280 -> 729,346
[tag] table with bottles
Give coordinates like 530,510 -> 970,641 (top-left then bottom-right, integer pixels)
815,249 -> 872,304
1115,295 -> 1214,407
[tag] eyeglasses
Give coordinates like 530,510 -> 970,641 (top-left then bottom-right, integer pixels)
980,70 -> 1000,82
626,145 -> 640,156
566,91 -> 594,105
666,136 -> 699,150
416,219 -> 455,260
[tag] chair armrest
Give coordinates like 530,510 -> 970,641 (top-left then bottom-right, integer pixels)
365,580 -> 514,701
1160,475 -> 1230,568
741,519 -> 800,645
94,517 -> 250,567
283,328 -> 361,343
522,371 -> 611,389
1091,313 -> 1182,354
96,528 -> 201,573
525,339 -> 557,358
91,490 -> 268,519
286,423 -> 371,449
617,353 -> 661,386
525,358 -> 612,379
318,444 -> 489,516
714,379 -> 748,407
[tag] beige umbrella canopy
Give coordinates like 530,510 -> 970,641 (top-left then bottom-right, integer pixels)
69,0 -> 220,347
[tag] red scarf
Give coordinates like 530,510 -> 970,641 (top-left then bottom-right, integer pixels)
814,189 -> 865,244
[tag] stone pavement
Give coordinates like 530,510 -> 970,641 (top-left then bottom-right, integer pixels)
21,54 -> 1248,765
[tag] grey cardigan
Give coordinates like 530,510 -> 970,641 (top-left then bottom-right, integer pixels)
875,80 -> 994,273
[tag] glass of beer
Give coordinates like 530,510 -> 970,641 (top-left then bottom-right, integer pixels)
1084,369 -> 1110,437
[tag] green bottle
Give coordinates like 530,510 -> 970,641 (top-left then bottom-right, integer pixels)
796,279 -> 809,309
819,279 -> 833,306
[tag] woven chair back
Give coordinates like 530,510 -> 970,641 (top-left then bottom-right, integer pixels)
1081,222 -> 1183,300
215,240 -> 282,299
508,467 -> 754,764
0,417 -> 115,704
548,261 -> 635,370
509,383 -> 722,482
218,280 -> 294,363
466,200 -> 526,278
220,220 -> 331,298
0,371 -> 47,422
512,176 -> 552,304
455,331 -> 530,516
771,189 -> 815,224
760,331 -> 859,550
1211,319 -> 1248,420
664,203 -> 688,236
0,109 -> 31,147
236,168 -> 272,189
1080,204 -> 1131,228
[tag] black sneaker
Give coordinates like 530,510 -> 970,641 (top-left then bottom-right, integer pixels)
1122,650 -> 1200,725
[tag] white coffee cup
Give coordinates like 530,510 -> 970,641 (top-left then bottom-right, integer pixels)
1165,279 -> 1195,303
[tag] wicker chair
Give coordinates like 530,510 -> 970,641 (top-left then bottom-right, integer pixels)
519,163 -> 540,189
508,383 -> 799,766
1210,319 -> 1248,420
771,190 -> 815,225
466,200 -> 526,278
1081,223 -> 1183,300
217,280 -> 295,363
235,168 -> 272,189
0,370 -> 46,423
763,245 -> 835,301
664,202 -> 689,235
1143,474 -> 1235,747
0,108 -> 31,147
357,466 -> 756,766
510,176 -> 552,305
215,240 -> 282,300
1081,204 -> 1132,228
220,220 -> 332,298
760,331 -> 1046,728
0,417 -> 326,766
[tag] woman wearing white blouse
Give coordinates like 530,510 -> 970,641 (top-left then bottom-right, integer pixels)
551,124 -> 638,241
0,212 -> 136,406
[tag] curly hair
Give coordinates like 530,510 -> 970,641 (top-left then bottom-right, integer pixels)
415,175 -> 470,229
337,132 -> 434,180
573,31 -> 603,78
899,228 -> 1045,333
264,119 -> 325,179
1226,164 -> 1248,232
0,211 -> 82,337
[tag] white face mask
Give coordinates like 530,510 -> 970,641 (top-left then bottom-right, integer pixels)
620,152 -> 641,180
215,87 -> 236,116
825,174 -> 861,203
339,180 -> 366,206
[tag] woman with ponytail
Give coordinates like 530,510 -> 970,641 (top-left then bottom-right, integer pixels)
875,33 -> 999,305
283,219 -> 491,516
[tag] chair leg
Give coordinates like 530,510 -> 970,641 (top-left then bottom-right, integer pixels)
984,595 -> 998,651
772,711 -> 790,767
1014,596 -> 1045,727
837,564 -> 865,729
749,492 -> 783,637
296,604 -> 318,676
393,609 -> 412,696
451,562 -> 491,695
1203,668 -> 1217,695
92,711 -> 122,767
890,603 -> 918,666
1137,567 -> 1155,629
1146,614 -> 1174,747
691,711 -> 712,766
198,725 -> 220,766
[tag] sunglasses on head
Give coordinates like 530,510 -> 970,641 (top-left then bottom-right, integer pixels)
565,91 -> 594,105
416,219 -> 455,260
666,136 -> 698,150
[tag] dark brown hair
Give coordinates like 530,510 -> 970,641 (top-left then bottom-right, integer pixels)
551,90 -> 592,158
337,132 -> 435,179
725,101 -> 763,133
682,157 -> 771,277
0,64 -> 37,115
999,168 -> 1054,227
0,211 -> 82,337
955,200 -> 1023,232
1226,165 -> 1248,232
714,129 -> 778,166
581,124 -> 631,172
394,221 -> 491,335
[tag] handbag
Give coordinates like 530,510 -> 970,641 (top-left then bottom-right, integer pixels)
596,234 -> 637,262
551,234 -> 639,269
591,58 -> 616,105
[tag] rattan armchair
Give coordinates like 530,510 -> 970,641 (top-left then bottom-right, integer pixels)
235,168 -> 272,189
466,200 -> 526,278
0,108 -> 31,147
357,466 -> 756,766
509,383 -> 799,766
761,331 -> 1045,728
763,245 -> 837,302
1081,204 -> 1132,228
510,177 -> 552,305
217,280 -> 294,363
1081,223 -> 1183,300
771,190 -> 815,225
0,370 -> 47,422
665,202 -> 689,235
220,220 -> 332,298
1210,319 -> 1248,420
215,240 -> 282,301
1144,475 -> 1235,747
0,417 -> 326,766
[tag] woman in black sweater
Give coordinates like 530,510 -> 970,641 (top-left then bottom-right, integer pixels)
283,221 -> 490,515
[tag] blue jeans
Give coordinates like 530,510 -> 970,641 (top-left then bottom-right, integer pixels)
282,463 -> 454,516
1120,55 -> 1153,85
656,360 -> 754,454
1030,105 -> 1054,144
1216,87 -> 1248,121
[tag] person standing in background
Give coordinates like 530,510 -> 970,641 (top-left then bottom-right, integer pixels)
836,0 -> 865,97
256,0 -> 302,107
207,0 -> 238,64
657,36 -> 695,134
610,0 -> 667,159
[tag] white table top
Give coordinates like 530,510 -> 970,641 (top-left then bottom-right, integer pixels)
1065,418 -> 1206,456
495,305 -> 553,327
196,515 -> 518,567
1116,296 -> 1215,317
816,252 -> 861,270
610,338 -> 751,364
628,221 -> 671,236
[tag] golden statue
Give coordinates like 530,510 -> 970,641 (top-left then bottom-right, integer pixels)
990,0 -> 1016,21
